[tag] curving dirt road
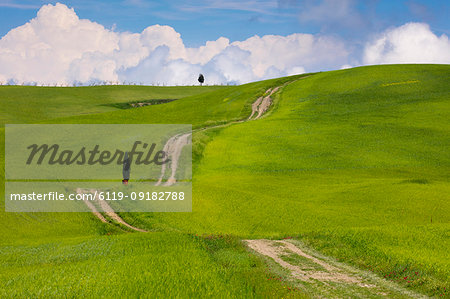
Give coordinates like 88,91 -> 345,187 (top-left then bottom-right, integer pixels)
155,132 -> 192,187
155,84 -> 284,186
77,188 -> 147,232
245,239 -> 421,297
246,239 -> 370,286
248,86 -> 280,120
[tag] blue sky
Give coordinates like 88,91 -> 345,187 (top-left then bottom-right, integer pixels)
0,1 -> 449,85
1,0 -> 449,46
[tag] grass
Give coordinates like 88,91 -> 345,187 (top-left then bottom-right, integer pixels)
0,64 -> 449,297
40,75 -> 299,129
0,233 -> 297,297
124,64 -> 449,296
300,224 -> 450,297
0,75 -> 301,297
0,85 -> 227,123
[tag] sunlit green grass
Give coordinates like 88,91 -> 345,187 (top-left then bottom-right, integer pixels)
42,75 -> 299,128
0,76 -> 300,297
0,233 -> 299,298
127,64 -> 449,296
0,64 -> 448,297
0,85 -> 227,123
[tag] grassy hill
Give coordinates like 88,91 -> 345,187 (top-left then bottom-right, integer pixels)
0,85 -> 227,123
0,64 -> 449,297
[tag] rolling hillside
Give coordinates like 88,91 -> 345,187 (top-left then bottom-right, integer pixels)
0,85 -> 227,123
0,64 -> 449,297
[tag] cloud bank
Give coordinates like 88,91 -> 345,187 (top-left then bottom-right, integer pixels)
0,3 -> 449,86
363,22 -> 450,65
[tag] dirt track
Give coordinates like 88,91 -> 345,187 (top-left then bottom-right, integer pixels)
248,87 -> 280,120
154,84 -> 283,185
77,188 -> 147,232
245,239 -> 422,297
246,239 -> 370,286
155,132 -> 191,186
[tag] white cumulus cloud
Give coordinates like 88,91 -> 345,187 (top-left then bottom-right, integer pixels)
0,3 -> 350,86
363,22 -> 450,65
0,3 -> 119,85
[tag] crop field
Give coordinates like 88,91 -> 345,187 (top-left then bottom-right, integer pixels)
0,64 -> 449,297
0,85 -> 226,123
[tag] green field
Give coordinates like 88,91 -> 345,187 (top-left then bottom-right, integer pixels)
0,85 -> 226,123
1,64 -> 449,297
